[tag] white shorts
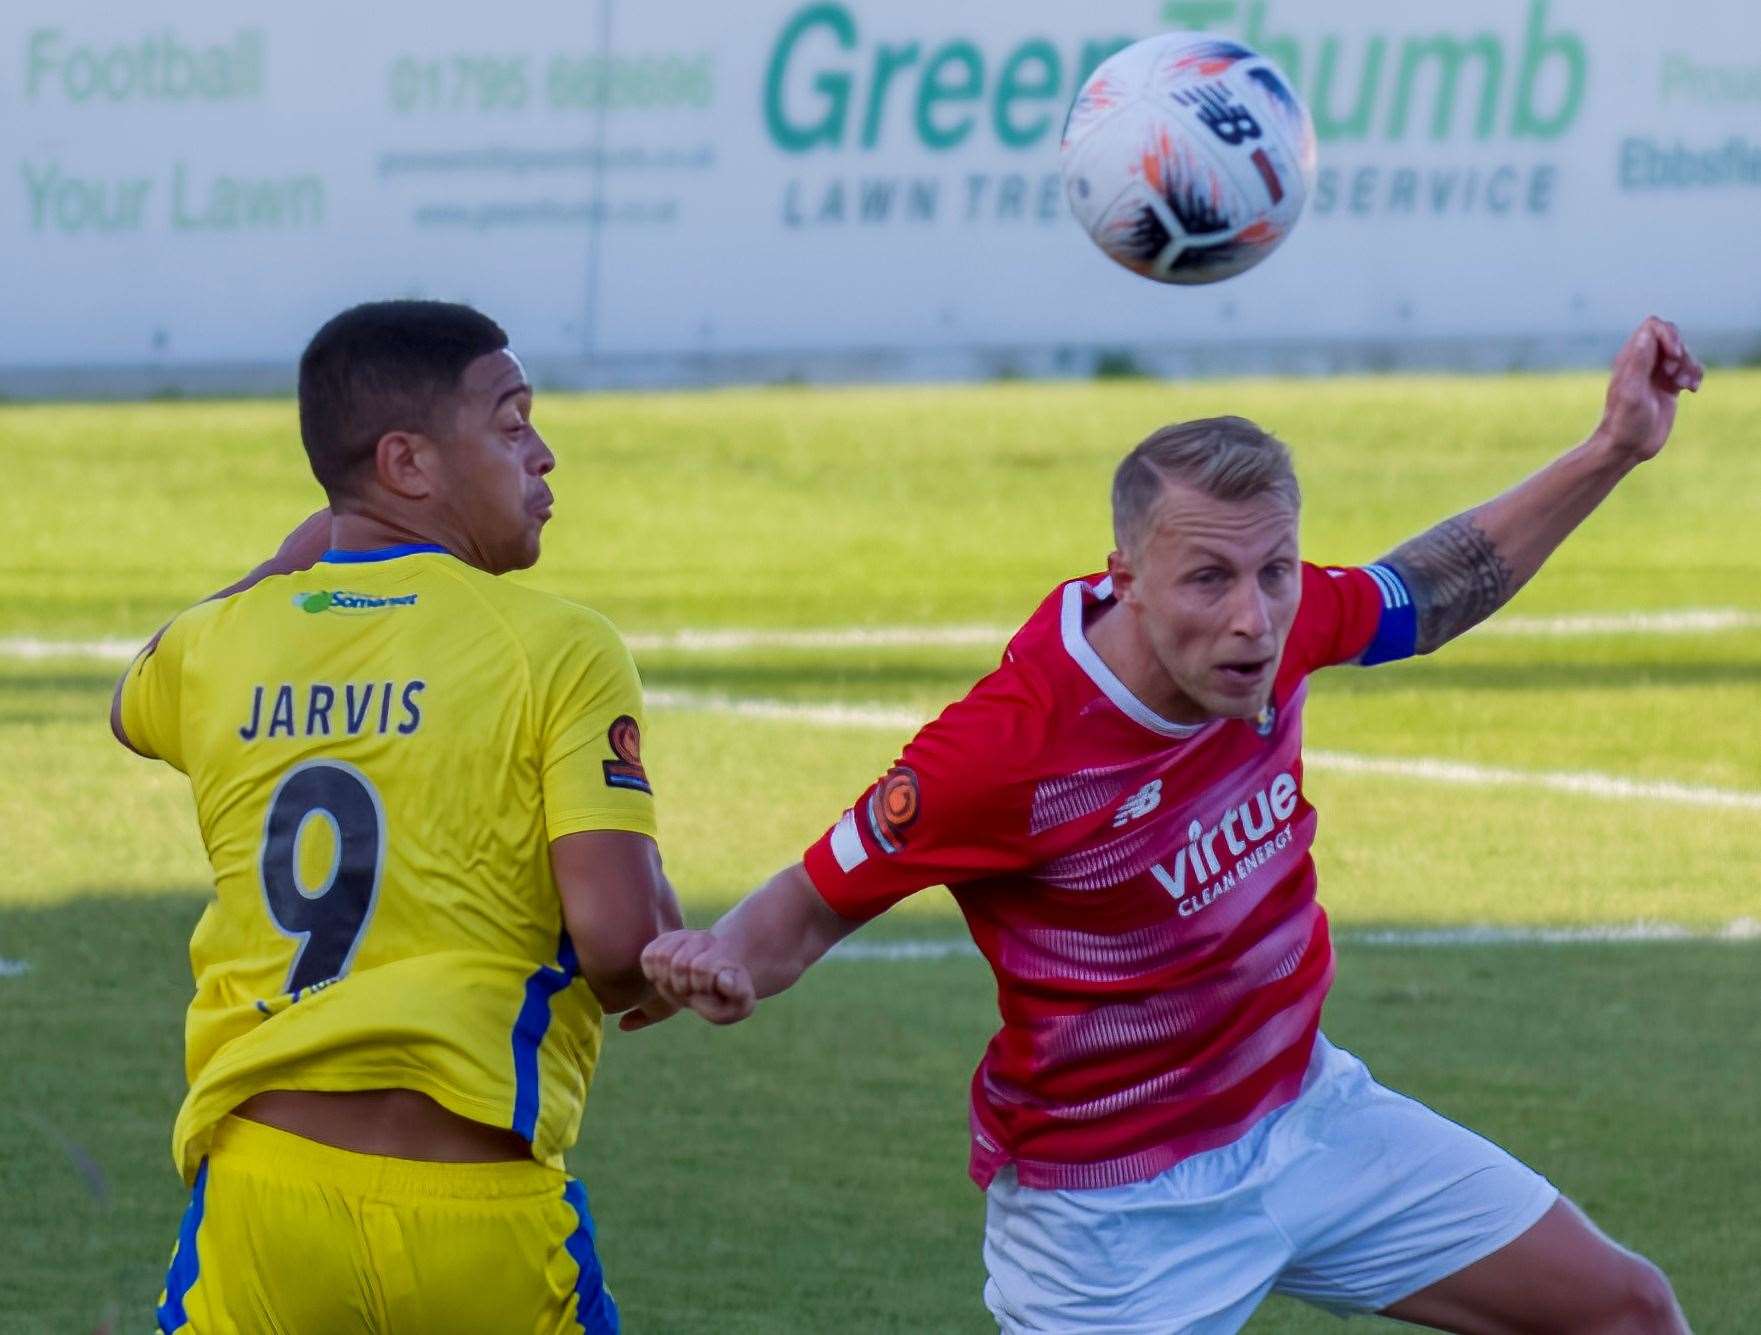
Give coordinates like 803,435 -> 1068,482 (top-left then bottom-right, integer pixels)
982,1035 -> 1558,1333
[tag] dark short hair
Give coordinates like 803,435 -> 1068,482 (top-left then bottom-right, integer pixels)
297,300 -> 509,497
1111,416 -> 1301,552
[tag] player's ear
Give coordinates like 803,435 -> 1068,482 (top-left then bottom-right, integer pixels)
1107,548 -> 1137,605
373,430 -> 435,500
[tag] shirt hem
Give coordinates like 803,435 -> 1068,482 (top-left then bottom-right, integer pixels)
174,1069 -> 552,1185
545,811 -> 659,841
968,1065 -> 1314,1192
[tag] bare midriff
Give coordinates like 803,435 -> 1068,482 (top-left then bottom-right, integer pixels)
232,1089 -> 531,1162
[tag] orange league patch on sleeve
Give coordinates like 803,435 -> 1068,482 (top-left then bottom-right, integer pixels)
864,765 -> 919,854
601,715 -> 652,794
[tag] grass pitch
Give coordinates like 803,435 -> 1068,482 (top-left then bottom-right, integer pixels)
2,371 -> 1759,1332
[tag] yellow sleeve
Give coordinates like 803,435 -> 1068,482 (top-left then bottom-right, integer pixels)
118,615 -> 192,772
536,615 -> 657,842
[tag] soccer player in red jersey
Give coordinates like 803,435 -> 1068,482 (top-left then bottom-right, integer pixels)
636,317 -> 1701,1333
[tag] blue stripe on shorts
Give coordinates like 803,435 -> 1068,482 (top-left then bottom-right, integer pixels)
562,1177 -> 619,1333
155,1158 -> 210,1333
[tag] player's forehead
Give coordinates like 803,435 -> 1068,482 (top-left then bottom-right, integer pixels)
1140,481 -> 1299,564
456,349 -> 531,412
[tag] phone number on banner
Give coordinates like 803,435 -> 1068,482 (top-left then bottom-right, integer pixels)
387,53 -> 713,114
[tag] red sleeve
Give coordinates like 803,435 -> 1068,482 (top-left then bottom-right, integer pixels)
1281,561 -> 1419,679
802,680 -> 1042,922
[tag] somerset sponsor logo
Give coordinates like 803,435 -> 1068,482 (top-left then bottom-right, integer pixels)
292,590 -> 418,616
1148,770 -> 1300,918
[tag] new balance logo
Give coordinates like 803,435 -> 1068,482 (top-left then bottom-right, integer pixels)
1172,84 -> 1263,145
1113,779 -> 1164,827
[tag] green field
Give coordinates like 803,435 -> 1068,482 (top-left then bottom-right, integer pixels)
2,373 -> 1759,1332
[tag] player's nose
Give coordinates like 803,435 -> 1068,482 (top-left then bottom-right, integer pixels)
528,430 -> 556,475
1231,584 -> 1272,639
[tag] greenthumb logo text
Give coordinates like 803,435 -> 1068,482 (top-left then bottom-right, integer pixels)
762,0 -> 1588,154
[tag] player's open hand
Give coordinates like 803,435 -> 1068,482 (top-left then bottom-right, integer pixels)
627,929 -> 756,1029
1597,316 -> 1703,464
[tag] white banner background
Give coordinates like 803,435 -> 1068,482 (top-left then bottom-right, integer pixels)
3,0 -> 1758,391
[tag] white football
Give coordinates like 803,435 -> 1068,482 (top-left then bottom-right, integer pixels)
1061,34 -> 1317,285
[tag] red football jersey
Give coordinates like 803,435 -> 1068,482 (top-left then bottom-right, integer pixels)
803,562 -> 1417,1190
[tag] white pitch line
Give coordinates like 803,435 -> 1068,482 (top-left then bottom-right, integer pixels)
829,920 -> 1761,961
624,625 -> 1008,652
1349,919 -> 1761,946
0,629 -> 1007,663
646,688 -> 923,732
646,686 -> 1761,812
633,611 -> 1761,649
0,636 -> 138,662
0,644 -> 1749,811
1305,750 -> 1761,811
4,606 -> 1758,665
1474,608 -> 1761,637
832,939 -> 980,961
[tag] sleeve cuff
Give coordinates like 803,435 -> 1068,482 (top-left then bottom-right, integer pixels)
801,835 -> 877,921
545,808 -> 659,842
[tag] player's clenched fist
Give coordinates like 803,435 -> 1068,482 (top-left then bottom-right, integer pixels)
634,930 -> 756,1027
1597,315 -> 1704,464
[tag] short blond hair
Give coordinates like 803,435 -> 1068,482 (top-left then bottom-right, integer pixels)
1111,416 -> 1301,552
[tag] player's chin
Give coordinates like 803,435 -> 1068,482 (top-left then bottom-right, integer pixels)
1207,696 -> 1268,722
485,534 -> 542,575
1203,672 -> 1272,717
509,521 -> 546,570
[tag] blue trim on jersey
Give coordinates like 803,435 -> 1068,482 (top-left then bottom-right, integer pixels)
1358,565 -> 1419,665
155,1158 -> 209,1332
511,931 -> 581,1141
319,543 -> 449,564
563,1178 -> 621,1334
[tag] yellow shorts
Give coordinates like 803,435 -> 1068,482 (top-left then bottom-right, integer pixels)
153,1116 -> 618,1333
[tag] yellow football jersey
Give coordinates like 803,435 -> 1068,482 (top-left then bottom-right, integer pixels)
120,544 -> 656,1185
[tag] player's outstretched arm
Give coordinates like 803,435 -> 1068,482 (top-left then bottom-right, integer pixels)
553,830 -> 685,1013
1379,317 -> 1703,655
620,862 -> 861,1031
109,508 -> 332,753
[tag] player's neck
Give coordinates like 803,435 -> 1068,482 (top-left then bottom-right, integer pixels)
1085,603 -> 1213,728
327,510 -> 456,560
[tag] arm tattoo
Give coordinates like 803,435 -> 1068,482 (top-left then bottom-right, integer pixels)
1381,513 -> 1516,654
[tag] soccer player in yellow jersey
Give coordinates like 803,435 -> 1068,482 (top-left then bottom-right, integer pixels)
109,301 -> 677,1333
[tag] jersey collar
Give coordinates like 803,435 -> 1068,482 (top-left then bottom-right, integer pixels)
1060,577 -> 1209,739
319,543 -> 450,564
